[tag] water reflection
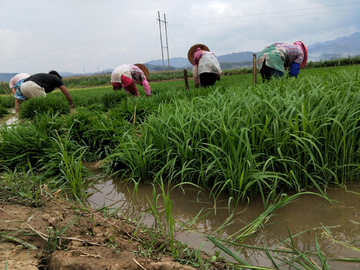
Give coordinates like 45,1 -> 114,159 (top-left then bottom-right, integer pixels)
87,173 -> 360,269
0,109 -> 18,127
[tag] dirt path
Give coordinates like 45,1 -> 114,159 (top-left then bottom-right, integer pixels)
0,198 -> 229,270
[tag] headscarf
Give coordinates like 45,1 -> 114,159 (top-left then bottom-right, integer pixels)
193,47 -> 209,65
294,41 -> 308,68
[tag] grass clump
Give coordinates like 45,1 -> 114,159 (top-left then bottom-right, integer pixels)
2,65 -> 360,201
19,95 -> 70,120
105,66 -> 360,200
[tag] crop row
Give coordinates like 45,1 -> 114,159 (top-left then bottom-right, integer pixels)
1,66 -> 360,201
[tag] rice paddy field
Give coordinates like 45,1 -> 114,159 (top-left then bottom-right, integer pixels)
1,65 -> 360,269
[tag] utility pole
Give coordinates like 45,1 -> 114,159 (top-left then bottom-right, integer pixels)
157,11 -> 170,71
164,14 -> 170,70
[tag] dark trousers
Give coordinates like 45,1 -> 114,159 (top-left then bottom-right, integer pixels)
199,73 -> 218,88
260,63 -> 284,82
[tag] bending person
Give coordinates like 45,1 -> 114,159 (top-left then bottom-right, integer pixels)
258,41 -> 308,82
14,71 -> 74,112
9,73 -> 30,95
188,44 -> 222,88
111,64 -> 151,98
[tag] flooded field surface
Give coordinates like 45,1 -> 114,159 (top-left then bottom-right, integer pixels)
87,173 -> 360,269
0,109 -> 18,126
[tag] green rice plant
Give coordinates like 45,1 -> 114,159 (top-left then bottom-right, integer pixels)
0,112 -> 79,176
63,74 -> 111,88
0,164 -> 69,206
306,55 -> 360,69
58,86 -> 109,110
45,215 -> 78,251
66,108 -> 129,160
143,171 -> 209,256
156,176 -> 176,254
0,104 -> 8,117
204,192 -> 338,269
3,66 -> 360,202
108,97 -> 158,124
0,230 -> 38,250
225,193 -> 302,242
144,185 -> 164,250
105,66 -> 360,201
19,94 -> 70,120
207,236 -> 253,267
53,131 -> 87,200
0,95 -> 15,109
149,70 -> 192,81
101,90 -> 128,109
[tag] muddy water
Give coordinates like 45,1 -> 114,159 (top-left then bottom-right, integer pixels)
0,109 -> 18,126
87,172 -> 360,269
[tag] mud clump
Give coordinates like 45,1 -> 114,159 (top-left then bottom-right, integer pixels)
0,199 -> 214,270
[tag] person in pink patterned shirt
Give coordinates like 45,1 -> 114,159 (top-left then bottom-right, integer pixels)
9,73 -> 30,95
258,41 -> 308,82
111,64 -> 151,98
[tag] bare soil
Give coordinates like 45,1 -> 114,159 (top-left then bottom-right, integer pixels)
0,197 -> 230,270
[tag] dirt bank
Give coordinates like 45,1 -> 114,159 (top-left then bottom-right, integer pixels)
0,197 -> 230,270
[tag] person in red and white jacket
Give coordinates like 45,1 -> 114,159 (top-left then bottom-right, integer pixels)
111,64 -> 151,98
188,44 -> 222,88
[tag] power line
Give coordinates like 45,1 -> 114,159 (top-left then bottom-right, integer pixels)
170,8 -> 360,28
3,25 -> 158,64
169,1 -> 359,26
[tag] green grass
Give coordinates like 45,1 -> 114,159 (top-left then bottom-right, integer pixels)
0,95 -> 15,117
1,66 -> 360,202
106,66 -> 360,200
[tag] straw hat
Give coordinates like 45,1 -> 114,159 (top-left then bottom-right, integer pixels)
187,44 -> 210,64
134,63 -> 149,80
294,41 -> 308,68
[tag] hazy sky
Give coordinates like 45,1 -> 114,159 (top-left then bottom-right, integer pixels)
1,0 -> 359,74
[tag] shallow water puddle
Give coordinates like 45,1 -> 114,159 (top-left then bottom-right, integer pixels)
87,174 -> 360,269
0,109 -> 18,127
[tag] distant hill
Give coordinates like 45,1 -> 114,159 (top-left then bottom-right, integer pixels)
308,32 -> 359,49
0,73 -> 18,83
144,32 -> 360,70
59,69 -> 114,78
146,57 -> 191,69
217,51 -> 260,62
307,32 -> 360,61
146,52 -> 259,71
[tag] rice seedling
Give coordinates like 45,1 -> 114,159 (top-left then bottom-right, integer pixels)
202,190 -> 347,269
19,95 -> 70,120
143,172 -> 210,256
0,112 -> 74,174
0,231 -> 38,250
44,215 -> 78,251
2,66 -> 360,204
101,90 -> 128,109
105,66 -> 360,202
53,132 -> 87,200
63,74 -> 111,88
0,105 -> 8,118
0,95 -> 15,109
